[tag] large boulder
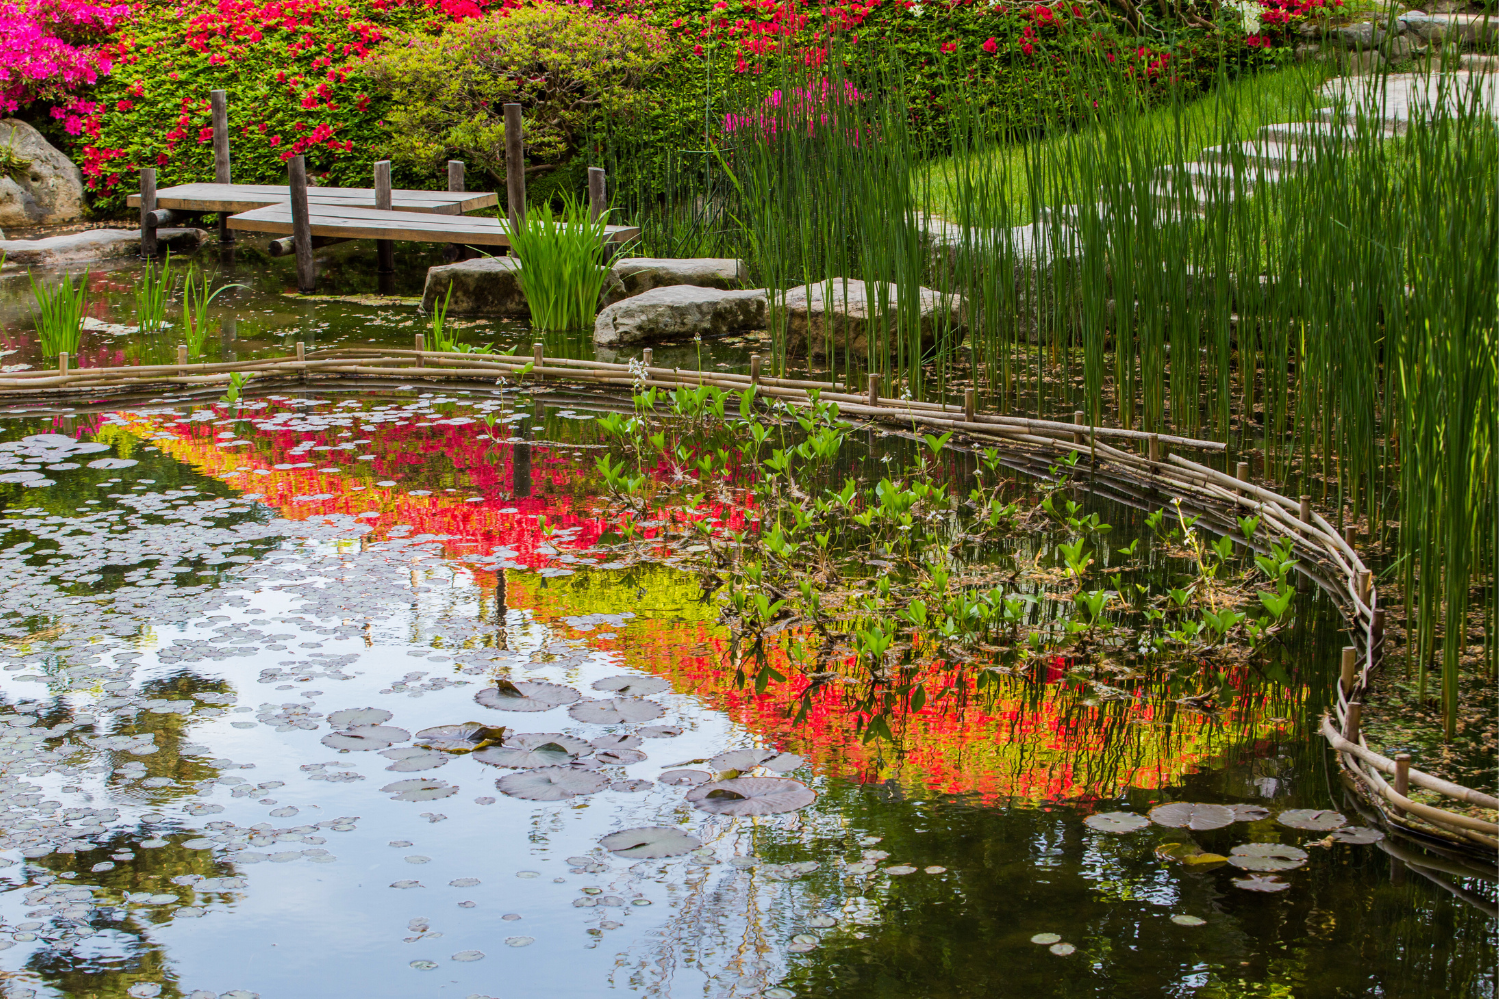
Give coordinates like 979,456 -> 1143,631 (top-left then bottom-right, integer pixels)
594,285 -> 767,346
0,120 -> 85,228
604,257 -> 745,304
0,228 -> 206,268
780,278 -> 965,358
421,255 -> 527,316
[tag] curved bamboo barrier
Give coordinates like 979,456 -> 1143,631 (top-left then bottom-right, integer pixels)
4,343 -> 1493,864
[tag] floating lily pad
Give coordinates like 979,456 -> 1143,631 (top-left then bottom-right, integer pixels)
382,779 -> 458,802
1231,804 -> 1272,822
568,697 -> 664,724
591,734 -> 643,752
1277,808 -> 1347,832
1329,825 -> 1385,845
1149,802 -> 1236,831
1233,874 -> 1291,893
596,748 -> 647,766
609,779 -> 653,793
496,766 -> 607,801
885,865 -> 917,875
685,777 -> 816,816
1049,943 -> 1076,956
1030,933 -> 1061,945
473,733 -> 591,769
760,753 -> 804,772
591,675 -> 670,697
88,457 -> 138,470
1154,842 -> 1229,866
1171,914 -> 1206,926
1083,811 -> 1150,834
328,707 -> 392,728
415,722 -> 506,753
381,748 -> 450,772
1227,842 -> 1308,872
710,749 -> 777,771
475,679 -> 581,713
599,826 -> 702,859
322,724 -> 411,751
451,951 -> 484,962
641,726 -> 683,739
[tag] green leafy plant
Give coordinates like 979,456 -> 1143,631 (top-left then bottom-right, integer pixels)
29,268 -> 88,360
180,263 -> 245,360
508,195 -> 623,332
134,252 -> 175,334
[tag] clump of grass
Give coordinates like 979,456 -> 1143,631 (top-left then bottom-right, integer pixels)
180,263 -> 245,360
29,269 -> 89,361
135,252 -> 176,334
429,284 -> 492,354
508,195 -> 620,332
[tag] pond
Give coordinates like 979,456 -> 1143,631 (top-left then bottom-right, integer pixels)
0,249 -> 1491,999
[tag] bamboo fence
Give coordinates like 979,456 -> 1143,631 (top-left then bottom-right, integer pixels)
3,341 -> 1493,865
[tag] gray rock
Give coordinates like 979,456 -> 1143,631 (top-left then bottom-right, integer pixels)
0,120 -> 85,228
593,285 -> 766,346
421,255 -> 526,317
1331,22 -> 1386,49
780,278 -> 965,358
0,228 -> 206,268
605,257 -> 745,304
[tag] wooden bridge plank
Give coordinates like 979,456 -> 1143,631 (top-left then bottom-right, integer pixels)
225,202 -> 640,247
126,183 -> 498,215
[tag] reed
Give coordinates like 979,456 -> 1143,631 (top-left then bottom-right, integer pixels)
134,252 -> 175,334
29,268 -> 89,360
179,264 -> 244,360
508,195 -> 623,332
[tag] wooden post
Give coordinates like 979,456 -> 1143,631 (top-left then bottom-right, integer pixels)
296,341 -> 305,362
867,373 -> 880,407
210,89 -> 233,245
139,168 -> 157,259
1344,525 -> 1356,548
374,160 -> 394,275
963,387 -> 976,423
1371,609 -> 1386,673
1340,645 -> 1357,697
415,333 -> 424,368
749,354 -> 761,387
288,155 -> 315,294
642,348 -> 652,368
588,167 -> 607,222
1148,433 -> 1160,463
176,344 -> 188,376
532,341 -> 544,375
504,104 -> 526,231
1393,753 -> 1410,798
1073,410 -> 1085,446
1343,701 -> 1362,743
1299,494 -> 1312,528
446,160 -> 466,262
1356,570 -> 1371,601
57,352 -> 69,375
1236,460 -> 1250,483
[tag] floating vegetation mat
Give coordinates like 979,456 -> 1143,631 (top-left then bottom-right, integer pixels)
0,389 -> 1486,998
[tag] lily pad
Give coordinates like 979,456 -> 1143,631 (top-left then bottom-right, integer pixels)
641,726 -> 683,738
599,826 -> 702,859
1149,802 -> 1236,831
328,707 -> 393,728
684,777 -> 816,816
591,734 -> 643,752
1049,943 -> 1076,956
1227,842 -> 1308,872
1030,933 -> 1061,945
496,766 -> 607,801
568,697 -> 664,724
710,749 -> 777,771
1171,914 -> 1206,927
415,722 -> 506,753
473,733 -> 591,769
1277,808 -> 1347,832
88,457 -> 138,470
596,748 -> 647,766
1231,804 -> 1272,822
609,779 -> 653,792
322,724 -> 411,751
380,747 -> 450,772
1329,825 -> 1385,845
1233,874 -> 1291,893
381,779 -> 458,802
760,753 -> 804,772
1083,811 -> 1150,834
591,675 -> 670,697
475,680 -> 581,713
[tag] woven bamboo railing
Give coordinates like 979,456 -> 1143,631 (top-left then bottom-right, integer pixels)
5,341 -> 1493,859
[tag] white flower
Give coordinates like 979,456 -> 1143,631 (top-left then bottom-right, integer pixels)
1225,0 -> 1262,34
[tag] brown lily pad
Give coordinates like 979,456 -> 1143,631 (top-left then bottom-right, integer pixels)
1227,843 -> 1308,872
1233,874 -> 1291,893
684,777 -> 816,816
1277,809 -> 1347,832
1149,802 -> 1236,831
475,680 -> 581,713
495,767 -> 607,801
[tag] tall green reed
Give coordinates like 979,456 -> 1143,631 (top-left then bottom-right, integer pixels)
135,252 -> 175,334
180,263 -> 245,360
508,195 -> 621,332
29,269 -> 89,361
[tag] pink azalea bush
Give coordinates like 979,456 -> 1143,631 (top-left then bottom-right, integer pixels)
0,0 -> 127,114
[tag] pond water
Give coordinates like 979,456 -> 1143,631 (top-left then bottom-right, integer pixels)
0,246 -> 1492,998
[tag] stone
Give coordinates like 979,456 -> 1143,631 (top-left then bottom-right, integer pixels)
604,257 -> 746,304
0,228 -> 206,268
593,285 -> 766,346
421,256 -> 527,317
780,278 -> 965,358
0,120 -> 85,228
1331,21 -> 1386,49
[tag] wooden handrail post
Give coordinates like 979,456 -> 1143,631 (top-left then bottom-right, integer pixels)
1299,494 -> 1312,530
504,104 -> 526,232
415,333 -> 424,368
446,160 -> 465,262
867,373 -> 880,407
1340,645 -> 1357,697
1344,701 -> 1362,743
588,167 -> 606,223
1073,409 -> 1085,446
963,387 -> 976,423
57,351 -> 69,375
139,167 -> 157,259
375,160 -> 394,274
211,89 -> 233,244
176,344 -> 188,376
1371,609 -> 1386,673
749,354 -> 761,387
1148,433 -> 1160,463
532,341 -> 544,382
288,155 -> 316,294
1236,460 -> 1250,486
1394,753 -> 1411,799
642,348 -> 652,368
1344,525 -> 1356,548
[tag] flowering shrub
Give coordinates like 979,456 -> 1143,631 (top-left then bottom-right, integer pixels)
0,0 -> 126,114
58,0 -> 513,212
366,4 -> 672,196
722,78 -> 866,138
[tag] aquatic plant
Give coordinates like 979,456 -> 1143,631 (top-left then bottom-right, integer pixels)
179,263 -> 244,359
428,283 -> 491,354
28,267 -> 88,360
133,251 -> 175,334
508,195 -> 621,333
